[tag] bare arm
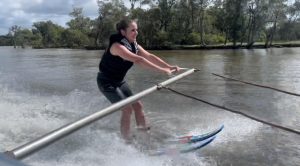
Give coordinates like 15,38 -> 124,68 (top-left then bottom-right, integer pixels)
110,43 -> 172,75
137,45 -> 180,72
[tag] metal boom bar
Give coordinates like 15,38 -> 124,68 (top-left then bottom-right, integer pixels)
6,69 -> 196,159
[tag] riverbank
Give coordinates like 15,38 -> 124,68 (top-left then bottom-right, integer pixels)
5,41 -> 298,50
176,43 -> 300,50
85,41 -> 300,50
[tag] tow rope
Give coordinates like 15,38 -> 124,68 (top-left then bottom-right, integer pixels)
161,86 -> 300,135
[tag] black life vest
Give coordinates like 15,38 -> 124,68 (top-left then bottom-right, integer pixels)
99,33 -> 139,82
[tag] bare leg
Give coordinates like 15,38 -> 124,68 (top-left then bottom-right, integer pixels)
120,106 -> 133,140
132,101 -> 147,129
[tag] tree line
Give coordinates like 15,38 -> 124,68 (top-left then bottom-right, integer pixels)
0,0 -> 299,49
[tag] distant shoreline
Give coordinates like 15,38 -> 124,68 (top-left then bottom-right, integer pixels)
2,42 -> 299,50
85,43 -> 300,50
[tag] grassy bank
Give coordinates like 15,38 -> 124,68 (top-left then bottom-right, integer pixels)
32,41 -> 300,50
169,41 -> 300,50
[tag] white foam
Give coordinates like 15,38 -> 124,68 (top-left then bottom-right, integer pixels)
0,84 -> 206,166
0,73 -> 248,166
23,129 -> 212,166
180,109 -> 263,145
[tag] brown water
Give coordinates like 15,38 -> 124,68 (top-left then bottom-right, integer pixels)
0,46 -> 299,166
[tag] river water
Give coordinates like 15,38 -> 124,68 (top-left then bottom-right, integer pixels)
0,46 -> 299,166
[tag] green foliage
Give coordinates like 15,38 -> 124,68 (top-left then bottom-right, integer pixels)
185,32 -> 200,45
67,7 -> 92,34
7,26 -> 36,48
157,0 -> 176,31
223,0 -> 248,46
152,30 -> 171,48
131,7 -> 161,47
1,0 -> 300,49
61,29 -> 89,48
93,0 -> 128,47
31,33 -> 43,48
277,22 -> 300,41
15,29 -> 34,47
33,21 -> 64,47
0,35 -> 13,46
204,34 -> 225,45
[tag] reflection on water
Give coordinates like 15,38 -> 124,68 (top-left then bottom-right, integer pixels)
0,46 -> 299,166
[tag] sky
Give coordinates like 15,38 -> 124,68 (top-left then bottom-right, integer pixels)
0,0 -> 102,35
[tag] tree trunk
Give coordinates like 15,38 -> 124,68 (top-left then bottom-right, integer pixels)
247,15 -> 256,49
94,32 -> 99,47
199,8 -> 205,46
269,16 -> 278,46
13,38 -> 16,48
264,32 -> 271,48
224,30 -> 228,45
